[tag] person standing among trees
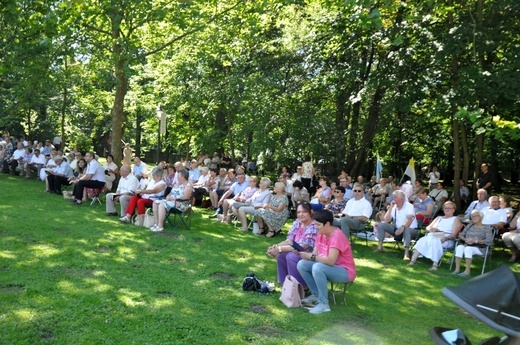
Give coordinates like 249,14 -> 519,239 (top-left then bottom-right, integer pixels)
477,163 -> 494,197
427,166 -> 440,190
301,156 -> 314,192
220,152 -> 232,169
123,143 -> 132,166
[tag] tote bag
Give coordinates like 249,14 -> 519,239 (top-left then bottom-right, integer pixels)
279,275 -> 305,308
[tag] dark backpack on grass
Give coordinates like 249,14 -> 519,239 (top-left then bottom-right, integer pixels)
242,273 -> 262,292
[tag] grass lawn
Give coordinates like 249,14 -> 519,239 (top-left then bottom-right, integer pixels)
0,174 -> 517,344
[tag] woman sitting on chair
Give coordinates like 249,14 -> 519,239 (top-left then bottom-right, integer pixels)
267,202 -> 317,288
452,210 -> 494,277
256,182 -> 290,237
309,177 -> 331,211
296,209 -> 356,314
232,177 -> 271,232
103,154 -> 119,191
119,167 -> 166,225
408,201 -> 462,270
501,210 -> 520,262
149,169 -> 193,232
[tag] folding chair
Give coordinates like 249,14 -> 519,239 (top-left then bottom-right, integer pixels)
449,228 -> 497,275
329,281 -> 353,305
417,204 -> 440,230
165,201 -> 193,231
86,185 -> 108,205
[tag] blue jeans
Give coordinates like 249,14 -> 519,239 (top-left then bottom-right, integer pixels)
297,260 -> 349,305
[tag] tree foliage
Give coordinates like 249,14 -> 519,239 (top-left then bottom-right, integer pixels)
1,0 -> 519,193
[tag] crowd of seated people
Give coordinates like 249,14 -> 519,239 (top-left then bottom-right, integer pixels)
4,136 -> 520,281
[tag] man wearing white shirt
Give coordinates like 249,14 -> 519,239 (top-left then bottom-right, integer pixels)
210,173 -> 247,218
375,190 -> 418,260
3,142 -> 25,174
400,181 -> 413,200
133,157 -> 148,181
106,165 -> 139,216
70,152 -> 106,205
46,155 -> 74,194
333,183 -> 373,238
25,149 -> 46,179
482,196 -> 507,232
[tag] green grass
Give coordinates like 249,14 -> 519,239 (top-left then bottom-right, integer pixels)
0,174 -> 517,344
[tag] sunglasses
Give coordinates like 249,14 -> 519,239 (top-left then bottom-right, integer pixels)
334,190 -> 342,193
353,190 -> 363,193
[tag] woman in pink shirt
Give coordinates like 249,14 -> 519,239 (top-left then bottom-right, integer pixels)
297,209 -> 356,314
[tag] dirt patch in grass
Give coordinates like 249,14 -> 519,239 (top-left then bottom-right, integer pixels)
210,272 -> 235,279
168,257 -> 186,263
0,230 -> 8,235
157,291 -> 172,296
96,246 -> 113,253
194,238 -> 203,243
0,284 -> 25,293
249,305 -> 267,314
142,246 -> 159,252
39,329 -> 54,340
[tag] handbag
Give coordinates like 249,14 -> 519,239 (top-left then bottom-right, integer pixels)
279,275 -> 305,308
252,222 -> 260,234
143,208 -> 155,228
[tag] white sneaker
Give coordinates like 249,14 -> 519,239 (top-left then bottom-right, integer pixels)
149,224 -> 157,231
309,303 -> 331,314
150,226 -> 163,232
119,216 -> 129,223
301,295 -> 319,306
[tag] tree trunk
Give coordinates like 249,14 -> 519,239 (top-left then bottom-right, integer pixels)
109,7 -> 126,165
350,86 -> 385,177
473,133 -> 484,197
460,122 -> 470,184
334,87 -> 348,173
60,58 -> 68,145
452,118 -> 461,210
135,108 -> 142,158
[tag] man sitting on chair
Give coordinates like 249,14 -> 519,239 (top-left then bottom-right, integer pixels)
428,181 -> 448,211
374,190 -> 418,260
462,189 -> 489,221
481,195 -> 507,234
70,152 -> 106,206
333,183 -> 372,238
106,165 -> 139,216
46,155 -> 74,194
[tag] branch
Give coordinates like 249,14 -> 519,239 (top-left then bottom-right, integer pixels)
82,23 -> 111,36
140,0 -> 244,58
